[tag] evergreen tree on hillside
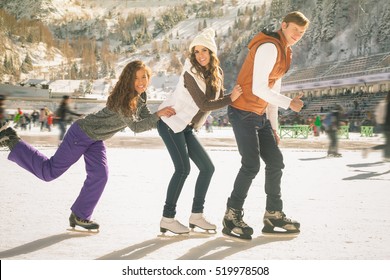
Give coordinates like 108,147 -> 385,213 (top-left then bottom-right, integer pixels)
308,0 -> 324,59
376,5 -> 390,52
21,53 -> 33,73
323,0 -> 337,42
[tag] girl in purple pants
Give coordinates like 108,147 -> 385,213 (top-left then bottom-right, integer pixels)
0,61 -> 175,231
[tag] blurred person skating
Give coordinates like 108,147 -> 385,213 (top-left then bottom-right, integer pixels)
325,104 -> 343,157
157,28 -> 242,235
39,107 -> 49,131
0,94 -> 6,126
20,113 -> 31,131
222,12 -> 309,240
31,110 -> 40,127
314,115 -> 322,136
13,108 -> 23,129
46,113 -> 53,132
57,95 -> 84,143
0,61 -> 175,232
362,92 -> 390,161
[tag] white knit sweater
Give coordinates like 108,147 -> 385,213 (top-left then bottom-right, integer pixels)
159,59 -> 219,133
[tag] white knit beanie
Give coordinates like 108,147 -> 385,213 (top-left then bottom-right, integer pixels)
189,28 -> 217,55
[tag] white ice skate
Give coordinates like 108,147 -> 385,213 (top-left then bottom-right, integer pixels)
189,213 -> 217,234
159,217 -> 189,236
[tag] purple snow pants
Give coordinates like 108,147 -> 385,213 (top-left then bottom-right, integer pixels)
8,122 -> 108,220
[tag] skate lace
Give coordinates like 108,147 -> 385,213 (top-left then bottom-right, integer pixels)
75,216 -> 94,224
232,210 -> 249,228
280,211 -> 293,222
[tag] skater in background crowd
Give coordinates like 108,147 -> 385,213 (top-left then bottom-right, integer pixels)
30,110 -> 40,127
39,107 -> 49,131
13,108 -> 23,128
157,28 -> 242,235
19,112 -> 31,131
325,104 -> 344,157
362,91 -> 390,161
0,60 -> 175,232
46,113 -> 53,132
314,115 -> 322,136
222,11 -> 309,240
56,95 -> 84,144
0,94 -> 6,125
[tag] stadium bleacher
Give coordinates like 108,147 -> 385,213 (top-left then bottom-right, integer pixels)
208,52 -> 390,130
283,52 -> 390,83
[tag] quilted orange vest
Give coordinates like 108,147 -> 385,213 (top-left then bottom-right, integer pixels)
232,29 -> 292,115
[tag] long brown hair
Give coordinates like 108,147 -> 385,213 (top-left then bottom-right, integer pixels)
189,47 -> 224,94
106,60 -> 151,116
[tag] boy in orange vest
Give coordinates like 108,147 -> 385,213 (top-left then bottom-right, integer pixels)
223,11 -> 310,240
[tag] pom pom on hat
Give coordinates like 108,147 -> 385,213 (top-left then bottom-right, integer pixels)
189,28 -> 217,55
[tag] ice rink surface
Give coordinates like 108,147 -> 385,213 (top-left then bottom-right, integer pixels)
1,126 -> 389,279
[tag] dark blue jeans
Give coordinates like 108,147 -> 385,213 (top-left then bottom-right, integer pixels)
227,106 -> 285,211
157,120 -> 215,218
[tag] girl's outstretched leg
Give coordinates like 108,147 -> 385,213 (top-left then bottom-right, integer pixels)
8,123 -> 89,181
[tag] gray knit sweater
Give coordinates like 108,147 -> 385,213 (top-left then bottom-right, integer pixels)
76,93 -> 159,141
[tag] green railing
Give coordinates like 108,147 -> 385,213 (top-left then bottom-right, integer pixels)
360,126 -> 374,137
338,125 -> 350,139
280,125 -> 349,139
279,125 -> 310,139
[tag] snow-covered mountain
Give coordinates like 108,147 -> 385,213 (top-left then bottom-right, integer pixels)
1,0 -> 389,91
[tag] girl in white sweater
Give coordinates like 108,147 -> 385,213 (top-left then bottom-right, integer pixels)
157,28 -> 242,234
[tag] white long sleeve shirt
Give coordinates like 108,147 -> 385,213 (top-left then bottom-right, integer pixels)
252,43 -> 292,130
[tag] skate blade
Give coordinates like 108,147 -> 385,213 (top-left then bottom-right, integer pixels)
222,232 -> 252,242
261,228 -> 300,237
157,232 -> 190,239
222,228 -> 252,242
190,226 -> 217,235
67,227 -> 99,234
188,229 -> 217,238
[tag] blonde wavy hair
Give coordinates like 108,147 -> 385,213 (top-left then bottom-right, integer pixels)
106,61 -> 151,116
189,47 -> 224,94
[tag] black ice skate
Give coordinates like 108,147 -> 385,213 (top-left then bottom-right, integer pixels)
222,207 -> 253,240
0,123 -> 20,150
262,210 -> 300,235
0,121 -> 7,132
68,212 -> 99,233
